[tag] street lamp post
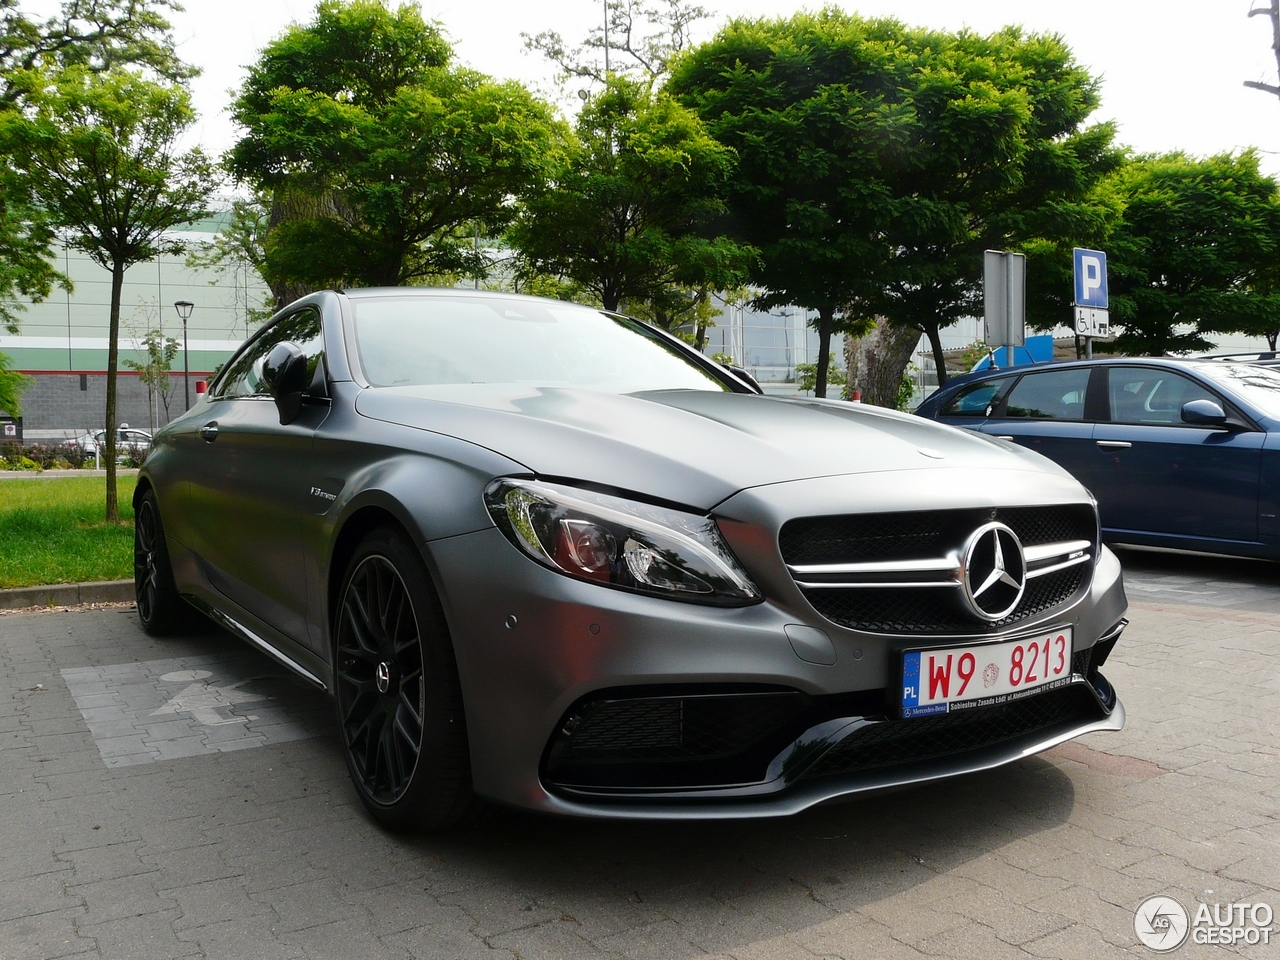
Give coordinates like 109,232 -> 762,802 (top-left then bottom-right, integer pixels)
174,300 -> 194,411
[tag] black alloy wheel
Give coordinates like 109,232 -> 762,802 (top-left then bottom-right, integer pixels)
133,488 -> 187,635
334,527 -> 473,830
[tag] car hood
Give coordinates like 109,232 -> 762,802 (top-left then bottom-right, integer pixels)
354,384 -> 1077,509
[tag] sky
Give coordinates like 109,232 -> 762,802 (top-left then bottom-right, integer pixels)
148,0 -> 1280,177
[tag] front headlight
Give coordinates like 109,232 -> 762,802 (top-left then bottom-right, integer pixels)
484,478 -> 762,606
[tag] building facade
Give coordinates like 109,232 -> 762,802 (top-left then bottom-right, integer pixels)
0,217 -> 268,439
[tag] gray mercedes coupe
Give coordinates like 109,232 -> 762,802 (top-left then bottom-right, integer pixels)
133,288 -> 1128,829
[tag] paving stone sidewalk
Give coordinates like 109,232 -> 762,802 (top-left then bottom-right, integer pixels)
0,590 -> 1276,960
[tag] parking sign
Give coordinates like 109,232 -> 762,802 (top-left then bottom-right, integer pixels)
1073,248 -> 1108,308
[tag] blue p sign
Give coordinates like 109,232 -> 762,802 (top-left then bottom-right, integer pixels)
1074,248 -> 1108,308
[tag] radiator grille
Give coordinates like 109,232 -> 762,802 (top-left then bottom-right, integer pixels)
781,505 -> 1096,636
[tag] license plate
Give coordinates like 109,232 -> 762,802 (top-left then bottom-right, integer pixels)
901,628 -> 1073,718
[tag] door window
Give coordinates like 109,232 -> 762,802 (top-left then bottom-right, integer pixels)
1107,367 -> 1218,425
215,310 -> 325,399
938,377 -> 1013,418
1002,368 -> 1092,420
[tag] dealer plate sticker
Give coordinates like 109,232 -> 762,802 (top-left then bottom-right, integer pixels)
902,628 -> 1073,718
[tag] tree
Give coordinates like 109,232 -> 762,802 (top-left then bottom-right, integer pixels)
185,194 -> 274,336
0,0 -> 191,366
670,13 -> 1121,396
228,0 -> 565,296
842,318 -> 921,407
1246,1 -> 1280,102
0,349 -> 28,415
524,0 -> 712,90
124,328 -> 179,430
3,66 -> 216,519
1105,151 -> 1280,356
509,76 -> 753,319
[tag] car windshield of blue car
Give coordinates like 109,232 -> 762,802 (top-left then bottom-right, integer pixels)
352,297 -> 728,394
1195,363 -> 1280,418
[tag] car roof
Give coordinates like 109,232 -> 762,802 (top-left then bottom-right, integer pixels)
945,355 -> 1231,385
338,287 -> 600,311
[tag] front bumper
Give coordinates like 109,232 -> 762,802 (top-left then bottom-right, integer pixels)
427,519 -> 1128,819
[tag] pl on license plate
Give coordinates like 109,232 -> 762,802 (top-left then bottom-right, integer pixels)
901,628 -> 1073,718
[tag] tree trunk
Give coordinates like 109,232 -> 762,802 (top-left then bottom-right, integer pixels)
844,318 -> 923,408
267,189 -> 338,309
923,321 -> 948,388
814,305 -> 835,399
104,261 -> 124,523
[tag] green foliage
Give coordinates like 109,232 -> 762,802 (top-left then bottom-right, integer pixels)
509,75 -> 754,315
0,348 -> 29,415
954,341 -> 996,374
185,195 -> 275,325
124,328 -> 179,425
1105,151 -> 1280,356
0,0 -> 192,335
710,351 -> 734,366
0,476 -> 137,589
0,0 -> 191,104
2,64 -> 215,520
229,0 -> 566,290
668,11 -> 1117,393
795,362 -> 846,394
0,170 -> 61,334
4,66 -> 215,271
0,0 -> 190,335
894,363 -> 919,412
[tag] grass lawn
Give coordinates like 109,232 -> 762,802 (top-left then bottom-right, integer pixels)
0,477 -> 136,589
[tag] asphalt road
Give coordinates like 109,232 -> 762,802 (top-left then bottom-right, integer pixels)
1,548 -> 1277,960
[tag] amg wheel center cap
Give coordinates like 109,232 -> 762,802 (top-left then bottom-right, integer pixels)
375,660 -> 394,694
961,521 -> 1026,621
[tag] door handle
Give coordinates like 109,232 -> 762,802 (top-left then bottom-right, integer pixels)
994,435 -> 1014,441
200,422 -> 218,443
1096,440 -> 1131,449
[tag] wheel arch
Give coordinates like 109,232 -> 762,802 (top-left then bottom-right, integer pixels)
327,502 -> 414,640
132,472 -> 154,509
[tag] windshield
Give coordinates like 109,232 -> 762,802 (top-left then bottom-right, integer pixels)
351,296 -> 727,394
1193,363 -> 1280,418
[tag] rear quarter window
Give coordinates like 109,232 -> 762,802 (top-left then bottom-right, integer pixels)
939,378 -> 1012,418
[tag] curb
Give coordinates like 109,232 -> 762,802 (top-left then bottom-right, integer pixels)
0,579 -> 134,610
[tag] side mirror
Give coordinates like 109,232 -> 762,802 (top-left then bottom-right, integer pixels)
261,341 -> 309,424
1181,398 -> 1227,426
721,363 -> 763,394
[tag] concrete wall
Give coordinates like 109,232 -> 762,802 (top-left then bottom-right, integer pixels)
18,372 -> 197,438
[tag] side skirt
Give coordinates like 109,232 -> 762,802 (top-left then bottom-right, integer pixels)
183,594 -> 329,691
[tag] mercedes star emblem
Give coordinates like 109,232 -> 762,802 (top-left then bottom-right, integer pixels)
961,521 -> 1027,621
375,660 -> 392,694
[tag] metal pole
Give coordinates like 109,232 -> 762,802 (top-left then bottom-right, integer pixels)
603,0 -> 609,76
183,315 -> 190,411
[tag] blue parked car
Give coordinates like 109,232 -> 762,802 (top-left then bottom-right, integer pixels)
916,358 -> 1280,559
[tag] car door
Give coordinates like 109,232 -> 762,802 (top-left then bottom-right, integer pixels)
185,308 -> 330,646
1091,365 -> 1264,543
977,366 -> 1102,492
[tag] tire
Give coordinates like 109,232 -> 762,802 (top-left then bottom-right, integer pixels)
333,526 -> 474,831
134,488 -> 189,635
